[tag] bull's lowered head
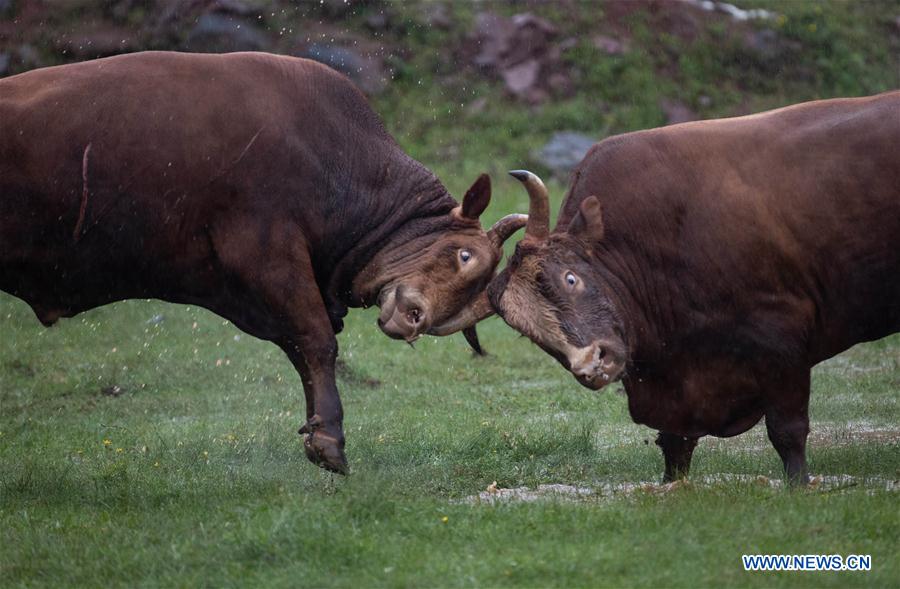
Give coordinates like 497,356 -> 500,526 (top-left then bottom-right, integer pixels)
357,174 -> 527,343
487,171 -> 629,390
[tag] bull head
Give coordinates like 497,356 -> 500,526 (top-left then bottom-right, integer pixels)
487,170 -> 629,390
358,174 -> 527,346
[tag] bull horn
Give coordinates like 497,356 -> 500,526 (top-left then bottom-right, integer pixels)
462,326 -> 486,356
427,290 -> 494,336
509,170 -> 550,241
486,214 -> 528,249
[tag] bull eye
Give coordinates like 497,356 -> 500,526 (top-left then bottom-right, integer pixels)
565,272 -> 578,288
459,249 -> 472,264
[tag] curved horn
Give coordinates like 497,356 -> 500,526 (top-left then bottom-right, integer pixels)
462,326 -> 486,356
508,170 -> 550,241
486,213 -> 528,249
427,290 -> 494,336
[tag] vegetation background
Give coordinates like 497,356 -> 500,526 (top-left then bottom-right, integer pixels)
1,1 -> 898,587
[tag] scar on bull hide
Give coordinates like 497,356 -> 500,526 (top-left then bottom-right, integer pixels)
73,142 -> 92,243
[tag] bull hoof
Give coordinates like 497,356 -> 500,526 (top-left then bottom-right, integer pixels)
304,431 -> 348,474
299,417 -> 348,474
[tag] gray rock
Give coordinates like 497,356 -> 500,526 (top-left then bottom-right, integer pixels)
471,11 -> 567,103
184,13 -> 269,53
473,12 -> 557,71
501,59 -> 540,95
744,28 -> 779,59
592,35 -> 627,55
684,0 -> 775,22
365,10 -> 392,32
14,44 -> 42,70
533,132 -> 597,178
298,43 -> 387,95
423,3 -> 451,30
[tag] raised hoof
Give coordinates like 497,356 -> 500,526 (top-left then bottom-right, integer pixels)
302,429 -> 348,475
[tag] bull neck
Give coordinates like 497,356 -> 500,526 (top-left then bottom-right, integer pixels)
322,173 -> 457,320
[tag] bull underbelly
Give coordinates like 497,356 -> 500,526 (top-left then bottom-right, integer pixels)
628,395 -> 765,439
623,363 -> 768,439
1,258 -> 206,325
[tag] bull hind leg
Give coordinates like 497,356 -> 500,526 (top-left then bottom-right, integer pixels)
655,432 -> 699,482
763,370 -> 811,486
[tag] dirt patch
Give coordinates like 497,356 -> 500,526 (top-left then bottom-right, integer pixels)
458,479 -> 695,505
335,358 -> 382,389
461,482 -> 595,504
4,359 -> 35,378
101,385 -> 126,397
457,474 -> 899,505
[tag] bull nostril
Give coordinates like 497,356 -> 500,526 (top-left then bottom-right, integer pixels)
408,308 -> 421,325
597,348 -> 606,360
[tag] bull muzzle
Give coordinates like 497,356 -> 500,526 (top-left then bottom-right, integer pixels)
377,285 -> 431,342
568,339 -> 626,390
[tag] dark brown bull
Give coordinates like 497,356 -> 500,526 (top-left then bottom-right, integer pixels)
489,92 -> 900,484
0,51 -> 525,473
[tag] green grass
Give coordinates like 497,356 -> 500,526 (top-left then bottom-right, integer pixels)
1,295 -> 898,587
366,0 -> 899,184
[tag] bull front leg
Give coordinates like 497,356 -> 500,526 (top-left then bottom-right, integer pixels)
655,432 -> 698,482
763,370 -> 811,486
279,335 -> 347,474
211,220 -> 348,473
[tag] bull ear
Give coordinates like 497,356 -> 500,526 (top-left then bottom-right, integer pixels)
567,196 -> 604,240
461,174 -> 491,219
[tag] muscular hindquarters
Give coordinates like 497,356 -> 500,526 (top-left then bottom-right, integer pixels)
0,53 -> 371,326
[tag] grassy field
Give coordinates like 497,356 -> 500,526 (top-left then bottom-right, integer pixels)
3,0 -> 900,587
1,294 -> 898,587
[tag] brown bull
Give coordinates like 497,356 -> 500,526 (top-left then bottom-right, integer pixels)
489,92 -> 900,484
0,51 -> 525,473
